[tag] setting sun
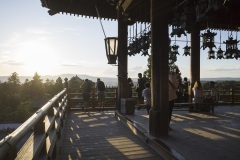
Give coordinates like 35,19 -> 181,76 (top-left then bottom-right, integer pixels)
17,41 -> 58,75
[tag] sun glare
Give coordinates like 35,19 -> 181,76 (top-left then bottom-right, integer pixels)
17,41 -> 58,75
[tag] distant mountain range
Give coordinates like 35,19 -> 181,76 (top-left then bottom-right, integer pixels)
0,74 -> 132,87
0,74 -> 239,86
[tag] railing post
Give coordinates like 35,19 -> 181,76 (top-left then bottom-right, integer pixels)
34,116 -> 46,157
116,87 -> 118,110
48,103 -> 55,116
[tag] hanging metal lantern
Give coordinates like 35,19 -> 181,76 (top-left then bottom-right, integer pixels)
224,50 -> 233,59
223,36 -> 239,59
105,37 -> 118,64
233,51 -> 239,59
183,45 -> 191,56
171,26 -> 186,38
208,49 -> 215,59
170,8 -> 186,38
216,47 -> 224,59
201,29 -> 217,50
171,44 -> 180,55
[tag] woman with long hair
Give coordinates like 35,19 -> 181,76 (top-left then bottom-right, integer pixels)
192,80 -> 204,103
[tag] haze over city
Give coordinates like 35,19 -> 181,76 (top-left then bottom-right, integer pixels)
1,0 -> 240,79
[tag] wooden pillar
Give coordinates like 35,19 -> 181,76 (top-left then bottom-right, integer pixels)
149,0 -> 169,137
190,26 -> 200,88
117,8 -> 128,112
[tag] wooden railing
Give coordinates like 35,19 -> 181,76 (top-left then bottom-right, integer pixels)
69,86 -> 240,108
203,87 -> 240,104
0,89 -> 68,160
68,87 -> 119,110
177,86 -> 240,104
68,87 -> 141,110
0,86 -> 239,159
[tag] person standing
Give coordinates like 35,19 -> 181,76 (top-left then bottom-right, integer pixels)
209,81 -> 219,103
136,73 -> 146,105
168,73 -> 180,130
127,78 -> 134,98
142,82 -> 151,114
81,79 -> 93,111
192,80 -> 204,103
182,77 -> 189,102
96,78 -> 106,111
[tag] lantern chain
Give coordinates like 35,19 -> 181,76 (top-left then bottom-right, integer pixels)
94,0 -> 107,38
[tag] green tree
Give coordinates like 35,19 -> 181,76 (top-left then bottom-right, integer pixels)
22,78 -> 31,99
44,78 -> 55,98
8,72 -> 20,85
30,72 -> 44,98
143,45 -> 180,80
7,72 -> 21,94
55,77 -> 63,93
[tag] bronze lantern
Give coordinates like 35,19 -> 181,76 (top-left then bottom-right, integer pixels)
233,51 -> 239,59
216,47 -> 224,59
183,45 -> 191,56
171,44 -> 180,55
201,29 -> 217,50
223,36 -> 239,59
208,49 -> 215,59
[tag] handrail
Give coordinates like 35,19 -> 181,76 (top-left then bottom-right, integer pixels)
0,89 -> 68,160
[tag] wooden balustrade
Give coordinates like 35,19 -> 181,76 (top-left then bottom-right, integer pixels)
68,87 -> 119,110
202,87 -> 240,104
0,86 -> 239,159
68,87 -> 141,110
0,89 -> 68,160
69,86 -> 240,109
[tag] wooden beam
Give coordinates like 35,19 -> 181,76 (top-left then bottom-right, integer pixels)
149,0 -> 169,137
117,8 -> 129,112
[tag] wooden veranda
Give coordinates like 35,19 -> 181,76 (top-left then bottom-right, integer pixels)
39,0 -> 240,137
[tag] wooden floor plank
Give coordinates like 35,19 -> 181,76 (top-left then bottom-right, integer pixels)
58,111 -> 163,160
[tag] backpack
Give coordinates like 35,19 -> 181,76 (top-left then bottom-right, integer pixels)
97,81 -> 105,91
83,82 -> 92,94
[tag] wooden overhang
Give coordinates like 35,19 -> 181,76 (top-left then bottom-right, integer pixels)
40,0 -> 118,20
40,0 -> 240,32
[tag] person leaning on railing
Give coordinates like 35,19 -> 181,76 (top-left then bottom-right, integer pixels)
205,81 -> 220,103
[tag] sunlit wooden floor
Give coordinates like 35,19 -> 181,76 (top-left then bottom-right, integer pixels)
126,105 -> 240,160
59,111 -> 163,160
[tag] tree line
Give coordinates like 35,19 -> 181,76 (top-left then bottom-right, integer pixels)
0,72 -> 64,123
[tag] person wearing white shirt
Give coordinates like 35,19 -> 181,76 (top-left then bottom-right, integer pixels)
142,82 -> 151,114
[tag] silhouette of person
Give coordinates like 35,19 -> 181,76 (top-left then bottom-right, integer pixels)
136,73 -> 146,104
81,79 -> 92,111
96,78 -> 106,111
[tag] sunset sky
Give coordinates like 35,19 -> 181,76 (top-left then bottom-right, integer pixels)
0,0 -> 240,79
